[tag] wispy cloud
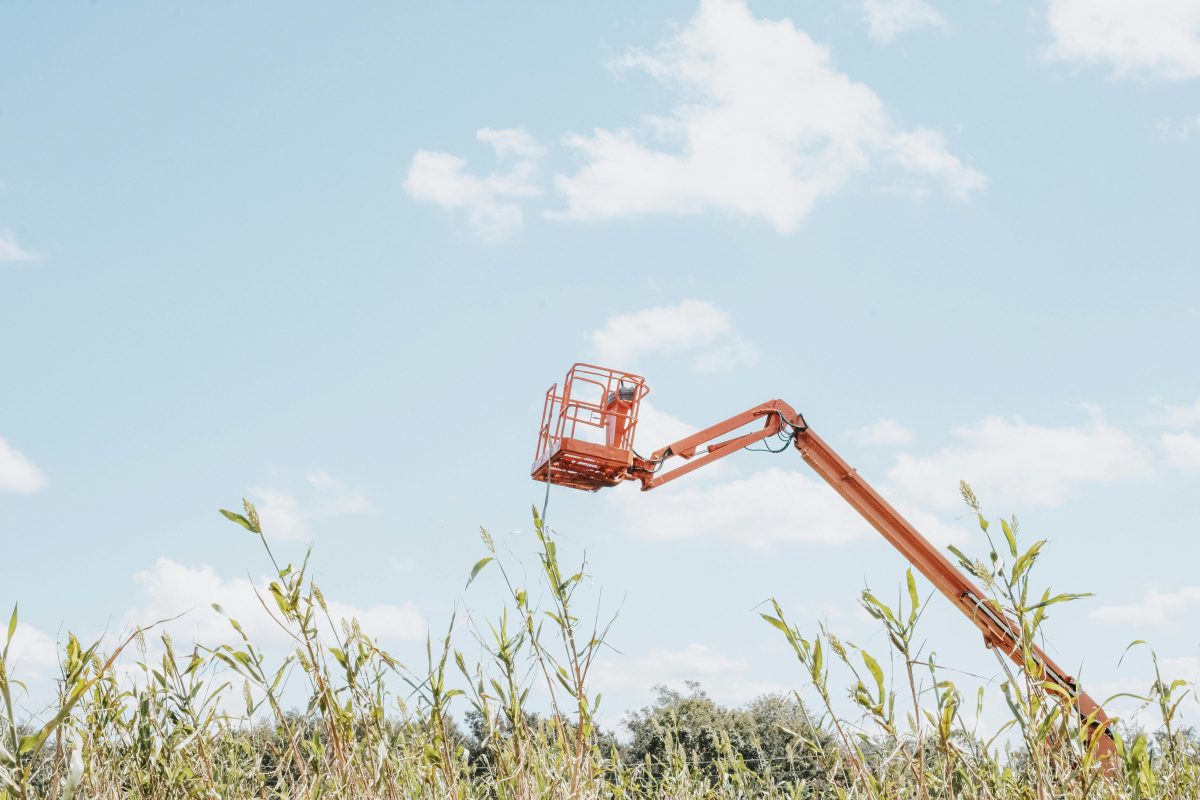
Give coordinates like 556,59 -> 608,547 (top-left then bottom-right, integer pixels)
7,556 -> 425,694
249,470 -> 372,542
613,404 -> 1148,551
1146,397 -> 1200,428
592,643 -> 786,710
886,407 -> 1150,510
1046,0 -> 1200,80
850,418 -> 915,447
587,299 -> 758,373
550,0 -> 983,232
125,558 -> 424,648
860,0 -> 947,43
5,623 -> 59,678
404,127 -> 543,242
408,1 -> 981,239
1145,397 -> 1200,469
1157,113 -> 1200,141
1091,585 -> 1200,630
0,435 -> 47,494
632,400 -> 696,452
1161,431 -> 1200,469
0,228 -> 41,264
1088,653 -> 1200,730
610,467 -> 873,549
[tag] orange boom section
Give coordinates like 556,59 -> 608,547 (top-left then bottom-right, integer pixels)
530,364 -> 1116,767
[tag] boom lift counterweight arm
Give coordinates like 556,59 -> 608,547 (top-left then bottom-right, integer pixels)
530,365 -> 1115,764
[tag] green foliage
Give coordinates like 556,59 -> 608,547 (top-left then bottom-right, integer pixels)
624,684 -> 833,788
0,490 -> 1196,799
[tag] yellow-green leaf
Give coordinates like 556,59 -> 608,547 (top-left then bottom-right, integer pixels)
466,557 -> 493,588
1000,518 -> 1017,557
862,649 -> 885,698
219,509 -> 257,534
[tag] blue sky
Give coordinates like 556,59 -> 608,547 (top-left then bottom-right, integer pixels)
2,0 -> 1199,733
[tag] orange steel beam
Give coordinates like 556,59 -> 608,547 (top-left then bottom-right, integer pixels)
629,399 -> 1116,764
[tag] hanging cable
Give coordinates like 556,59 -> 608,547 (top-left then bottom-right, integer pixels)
744,410 -> 807,454
631,447 -> 668,473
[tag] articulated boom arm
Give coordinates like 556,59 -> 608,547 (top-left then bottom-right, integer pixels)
629,399 -> 1114,758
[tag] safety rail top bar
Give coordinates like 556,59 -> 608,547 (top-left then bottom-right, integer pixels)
535,365 -> 646,446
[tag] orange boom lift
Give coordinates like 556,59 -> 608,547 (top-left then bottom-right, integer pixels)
531,363 -> 1115,763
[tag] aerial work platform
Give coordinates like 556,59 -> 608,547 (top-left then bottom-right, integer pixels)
529,361 -> 1117,769
530,364 -> 648,491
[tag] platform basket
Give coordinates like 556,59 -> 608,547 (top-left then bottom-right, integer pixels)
531,364 -> 649,491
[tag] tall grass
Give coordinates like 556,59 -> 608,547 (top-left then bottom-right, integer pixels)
1,486 -> 1196,799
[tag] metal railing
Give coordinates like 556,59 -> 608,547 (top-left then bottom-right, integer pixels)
533,363 -> 648,467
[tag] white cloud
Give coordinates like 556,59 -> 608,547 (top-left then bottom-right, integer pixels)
589,299 -> 727,363
305,470 -> 372,514
614,410 -> 960,546
0,228 -> 40,263
883,128 -> 982,199
1046,0 -> 1200,80
6,623 -> 59,678
249,470 -> 371,542
1157,112 -> 1200,140
617,405 -> 1147,552
1162,431 -> 1200,469
475,127 -> 544,161
587,299 -> 758,372
1147,399 -> 1200,468
7,558 -> 424,704
1147,397 -> 1200,428
887,407 -> 1150,510
888,500 -> 967,547
615,407 -> 964,550
405,127 -> 543,241
126,558 -> 277,646
249,489 -> 309,542
0,435 -> 47,494
593,643 -> 786,709
125,558 -> 424,648
850,418 -> 915,446
632,400 -> 696,452
860,0 -> 947,43
1160,655 -> 1200,682
324,600 -> 425,642
611,467 -> 872,549
1091,586 -> 1200,630
628,400 -> 738,480
551,0 -> 983,232
691,336 -> 760,374
1091,654 -> 1200,730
